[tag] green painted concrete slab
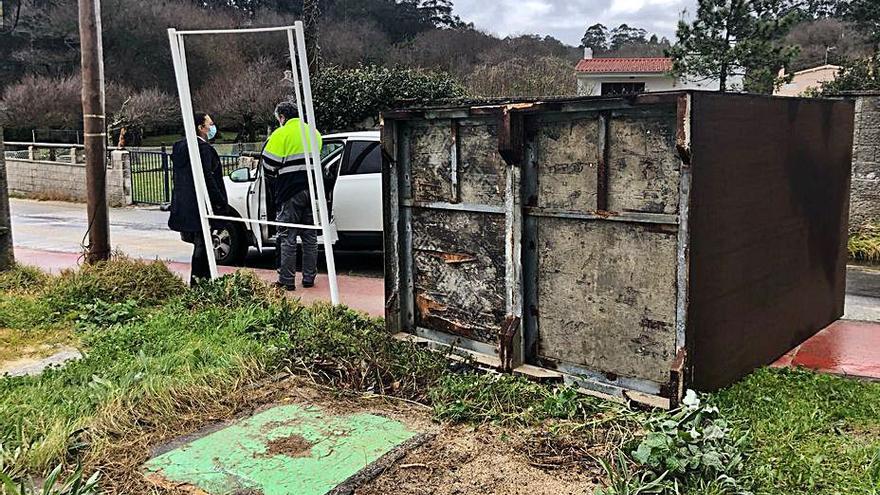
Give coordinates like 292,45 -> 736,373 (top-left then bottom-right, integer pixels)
143,404 -> 417,495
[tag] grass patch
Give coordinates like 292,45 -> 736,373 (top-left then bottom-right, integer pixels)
849,223 -> 880,263
0,294 -> 53,330
715,367 -> 880,495
1,261 -> 878,495
0,265 -> 48,294
274,302 -> 451,403
430,373 -> 602,425
45,257 -> 185,316
0,303 -> 278,475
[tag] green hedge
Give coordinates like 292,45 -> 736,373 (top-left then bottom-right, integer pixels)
313,65 -> 465,131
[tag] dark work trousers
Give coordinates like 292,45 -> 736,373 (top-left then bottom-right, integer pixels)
181,231 -> 210,286
277,189 -> 318,287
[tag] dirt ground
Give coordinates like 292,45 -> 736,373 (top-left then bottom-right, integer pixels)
133,375 -> 599,495
356,424 -> 599,495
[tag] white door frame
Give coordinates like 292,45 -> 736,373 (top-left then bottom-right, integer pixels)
167,22 -> 340,304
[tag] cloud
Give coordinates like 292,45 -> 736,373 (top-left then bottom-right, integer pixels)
452,0 -> 695,46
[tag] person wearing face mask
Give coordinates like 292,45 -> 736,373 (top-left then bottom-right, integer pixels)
168,112 -> 229,285
261,101 -> 322,291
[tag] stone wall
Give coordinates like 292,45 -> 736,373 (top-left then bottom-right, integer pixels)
5,150 -> 131,206
851,94 -> 880,232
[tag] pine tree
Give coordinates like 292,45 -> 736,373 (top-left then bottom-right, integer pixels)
668,0 -> 800,93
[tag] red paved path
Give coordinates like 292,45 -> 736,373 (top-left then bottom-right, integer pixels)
772,319 -> 880,380
14,248 -> 384,317
13,247 -> 880,380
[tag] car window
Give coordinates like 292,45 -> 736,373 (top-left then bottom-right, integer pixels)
342,141 -> 381,176
321,141 -> 344,159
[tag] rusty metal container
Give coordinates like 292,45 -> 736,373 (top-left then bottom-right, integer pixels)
381,91 -> 854,407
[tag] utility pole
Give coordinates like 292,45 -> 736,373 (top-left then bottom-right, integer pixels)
78,0 -> 110,262
0,127 -> 13,270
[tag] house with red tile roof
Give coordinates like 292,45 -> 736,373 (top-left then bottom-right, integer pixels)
575,48 -> 728,96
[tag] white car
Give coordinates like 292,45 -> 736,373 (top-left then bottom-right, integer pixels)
212,131 -> 382,265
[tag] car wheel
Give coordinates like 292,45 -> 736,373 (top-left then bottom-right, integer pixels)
211,221 -> 247,266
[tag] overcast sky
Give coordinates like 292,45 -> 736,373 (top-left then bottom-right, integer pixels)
452,0 -> 697,47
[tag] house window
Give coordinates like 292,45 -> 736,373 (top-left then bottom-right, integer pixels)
601,82 -> 646,96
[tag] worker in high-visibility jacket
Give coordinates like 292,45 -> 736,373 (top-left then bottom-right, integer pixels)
261,101 -> 323,291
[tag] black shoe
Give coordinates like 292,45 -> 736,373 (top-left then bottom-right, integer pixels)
302,280 -> 315,288
273,282 -> 295,291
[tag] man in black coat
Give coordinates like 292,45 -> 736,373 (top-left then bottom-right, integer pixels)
168,112 -> 229,285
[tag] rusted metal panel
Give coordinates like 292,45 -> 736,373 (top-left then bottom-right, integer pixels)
534,116 -> 600,212
382,91 -> 853,406
457,121 -> 507,206
687,93 -> 854,391
411,208 -> 506,343
534,218 -> 678,383
607,107 -> 680,214
409,122 -> 454,203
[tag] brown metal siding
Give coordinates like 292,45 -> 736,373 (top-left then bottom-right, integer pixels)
687,93 -> 854,391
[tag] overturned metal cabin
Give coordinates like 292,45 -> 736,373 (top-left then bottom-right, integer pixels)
381,91 -> 854,407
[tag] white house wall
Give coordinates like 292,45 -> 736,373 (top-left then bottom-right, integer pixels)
577,74 -> 726,96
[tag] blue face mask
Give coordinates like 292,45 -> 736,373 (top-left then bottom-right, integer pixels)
206,124 -> 217,140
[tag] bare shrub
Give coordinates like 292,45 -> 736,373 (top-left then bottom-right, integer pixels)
320,19 -> 391,68
110,88 -> 179,145
0,74 -> 82,129
196,57 -> 287,141
465,56 -> 577,97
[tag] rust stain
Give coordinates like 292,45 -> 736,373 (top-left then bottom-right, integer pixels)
418,249 -> 478,265
498,315 -> 521,372
415,292 -> 484,338
665,347 -> 688,407
416,292 -> 449,317
593,209 -> 620,218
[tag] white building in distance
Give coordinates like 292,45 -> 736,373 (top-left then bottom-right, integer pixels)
575,47 -> 729,96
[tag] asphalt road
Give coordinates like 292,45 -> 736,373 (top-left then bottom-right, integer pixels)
8,198 -> 880,322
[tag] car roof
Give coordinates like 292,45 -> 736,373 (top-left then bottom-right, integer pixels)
323,130 -> 380,141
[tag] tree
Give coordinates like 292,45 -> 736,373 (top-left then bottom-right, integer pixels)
819,53 -> 880,92
606,34 -> 671,57
303,0 -> 321,75
109,88 -> 178,146
581,23 -> 608,52
610,24 -> 647,50
418,0 -> 467,28
668,0 -> 800,93
197,57 -> 286,142
784,18 -> 871,71
842,0 -> 880,54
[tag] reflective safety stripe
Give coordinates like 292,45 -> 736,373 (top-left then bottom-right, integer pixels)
262,150 -> 307,163
277,165 -> 308,175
